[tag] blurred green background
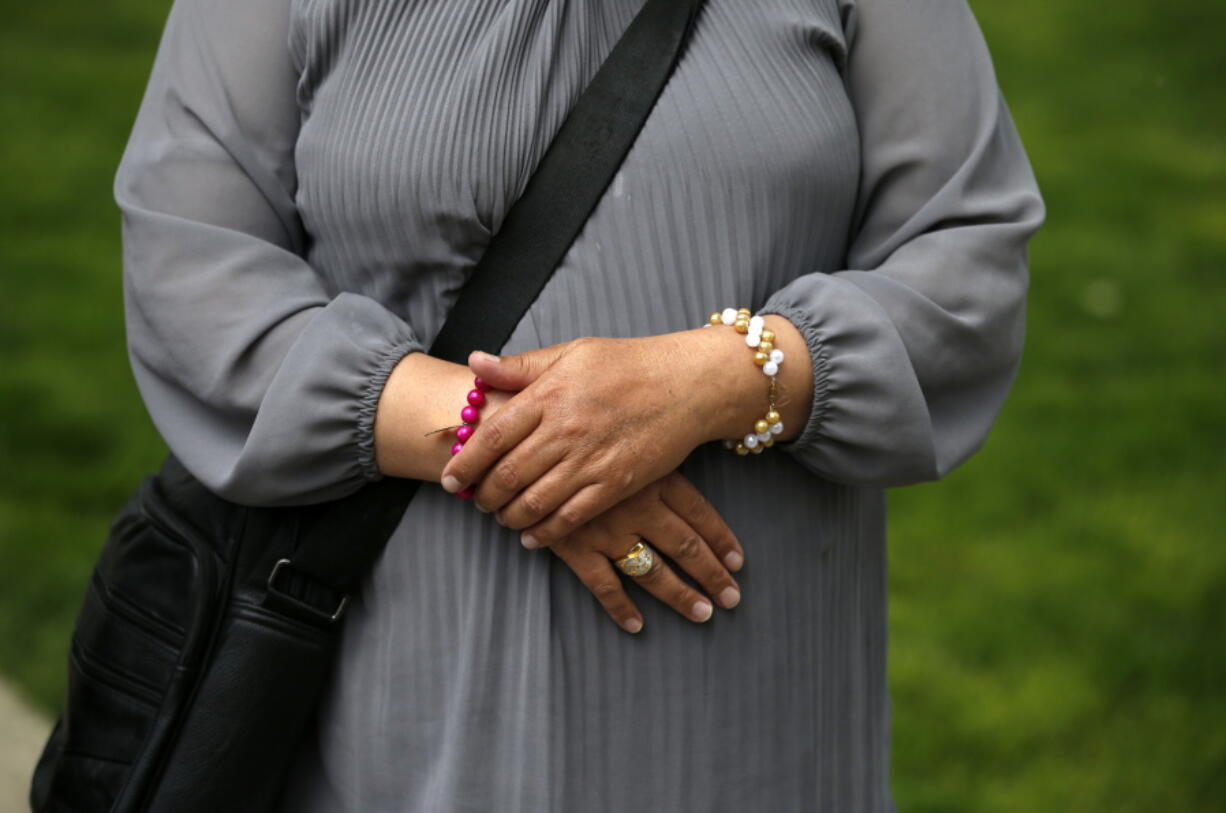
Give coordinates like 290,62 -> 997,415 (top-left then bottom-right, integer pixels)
1,0 -> 1223,810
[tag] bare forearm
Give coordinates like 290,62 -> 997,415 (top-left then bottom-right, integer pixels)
373,352 -> 509,482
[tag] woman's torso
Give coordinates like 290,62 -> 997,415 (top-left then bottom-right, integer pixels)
279,1 -> 894,810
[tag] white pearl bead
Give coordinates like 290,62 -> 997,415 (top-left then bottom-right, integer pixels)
744,433 -> 759,449
756,431 -> 772,444
769,349 -> 784,364
745,332 -> 761,348
749,315 -> 765,330
770,421 -> 784,435
763,361 -> 779,376
721,308 -> 737,325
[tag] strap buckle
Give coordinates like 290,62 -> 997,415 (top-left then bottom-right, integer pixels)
267,558 -> 349,623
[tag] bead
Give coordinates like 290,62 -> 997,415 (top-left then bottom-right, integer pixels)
733,321 -> 749,334
769,349 -> 784,364
758,341 -> 774,354
744,433 -> 759,449
474,376 -> 491,391
763,361 -> 779,376
723,439 -> 735,450
770,421 -> 784,435
760,329 -> 775,343
749,315 -> 765,331
710,312 -> 723,325
745,333 -> 761,348
456,486 -> 476,499
721,308 -> 737,325
750,443 -> 765,454
754,418 -> 770,434
460,405 -> 480,423
737,307 -> 751,316
735,443 -> 749,456
467,389 -> 487,407
754,352 -> 769,366
757,431 -> 772,444
450,441 -> 465,456
765,409 -> 781,424
455,424 -> 474,442
762,436 -> 775,447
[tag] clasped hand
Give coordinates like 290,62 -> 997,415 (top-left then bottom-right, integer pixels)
439,331 -> 752,632
441,332 -> 729,546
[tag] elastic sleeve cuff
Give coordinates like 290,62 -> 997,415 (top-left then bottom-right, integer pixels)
355,337 -> 425,481
755,301 -> 834,455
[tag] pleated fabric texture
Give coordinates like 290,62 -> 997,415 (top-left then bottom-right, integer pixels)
114,0 -> 1044,809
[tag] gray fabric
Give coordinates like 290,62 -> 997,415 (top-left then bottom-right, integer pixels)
116,0 -> 1044,809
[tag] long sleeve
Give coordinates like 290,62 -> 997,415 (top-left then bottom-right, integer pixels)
758,0 -> 1045,487
117,0 -> 424,507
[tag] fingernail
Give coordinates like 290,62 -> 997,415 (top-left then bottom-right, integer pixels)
622,617 -> 643,634
718,587 -> 741,609
475,503 -> 490,514
441,475 -> 462,493
521,533 -> 540,549
473,351 -> 500,363
724,551 -> 744,571
691,600 -> 713,622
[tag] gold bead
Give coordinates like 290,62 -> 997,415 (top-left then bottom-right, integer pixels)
735,443 -> 749,456
737,307 -> 751,316
760,329 -> 775,343
754,418 -> 770,434
754,351 -> 768,366
750,443 -> 765,454
765,410 -> 781,425
763,436 -> 774,447
758,341 -> 774,354
733,321 -> 749,334
709,312 -> 723,325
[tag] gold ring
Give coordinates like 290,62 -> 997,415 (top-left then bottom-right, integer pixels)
615,540 -> 655,577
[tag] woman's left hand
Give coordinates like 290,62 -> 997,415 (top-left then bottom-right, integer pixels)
439,318 -> 810,548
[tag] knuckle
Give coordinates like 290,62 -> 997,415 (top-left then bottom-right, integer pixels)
685,492 -> 708,517
481,420 -> 507,453
555,505 -> 584,531
520,490 -> 547,518
494,460 -> 520,491
674,535 -> 702,561
591,580 -> 622,601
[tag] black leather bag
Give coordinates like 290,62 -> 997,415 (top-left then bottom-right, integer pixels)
29,0 -> 707,809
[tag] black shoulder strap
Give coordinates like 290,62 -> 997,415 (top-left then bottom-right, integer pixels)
282,0 -> 708,598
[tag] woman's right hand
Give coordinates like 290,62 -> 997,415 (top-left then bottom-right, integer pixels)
543,470 -> 745,634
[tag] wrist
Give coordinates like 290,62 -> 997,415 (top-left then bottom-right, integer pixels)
674,325 -> 772,444
676,312 -> 814,446
373,352 -> 512,481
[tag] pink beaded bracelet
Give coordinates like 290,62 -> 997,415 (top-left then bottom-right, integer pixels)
448,376 -> 492,499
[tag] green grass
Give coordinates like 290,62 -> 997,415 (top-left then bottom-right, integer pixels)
1,0 -> 1223,809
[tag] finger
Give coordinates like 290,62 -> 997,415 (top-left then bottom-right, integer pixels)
497,463 -> 597,536
618,542 -> 714,624
659,471 -> 745,572
516,480 -> 614,547
640,504 -> 740,609
441,397 -> 542,493
553,544 -> 643,634
471,433 -> 566,514
467,343 -> 568,391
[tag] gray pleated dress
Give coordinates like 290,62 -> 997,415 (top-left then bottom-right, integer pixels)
115,0 -> 1043,809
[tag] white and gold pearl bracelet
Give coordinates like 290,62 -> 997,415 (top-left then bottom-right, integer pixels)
704,307 -> 786,455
